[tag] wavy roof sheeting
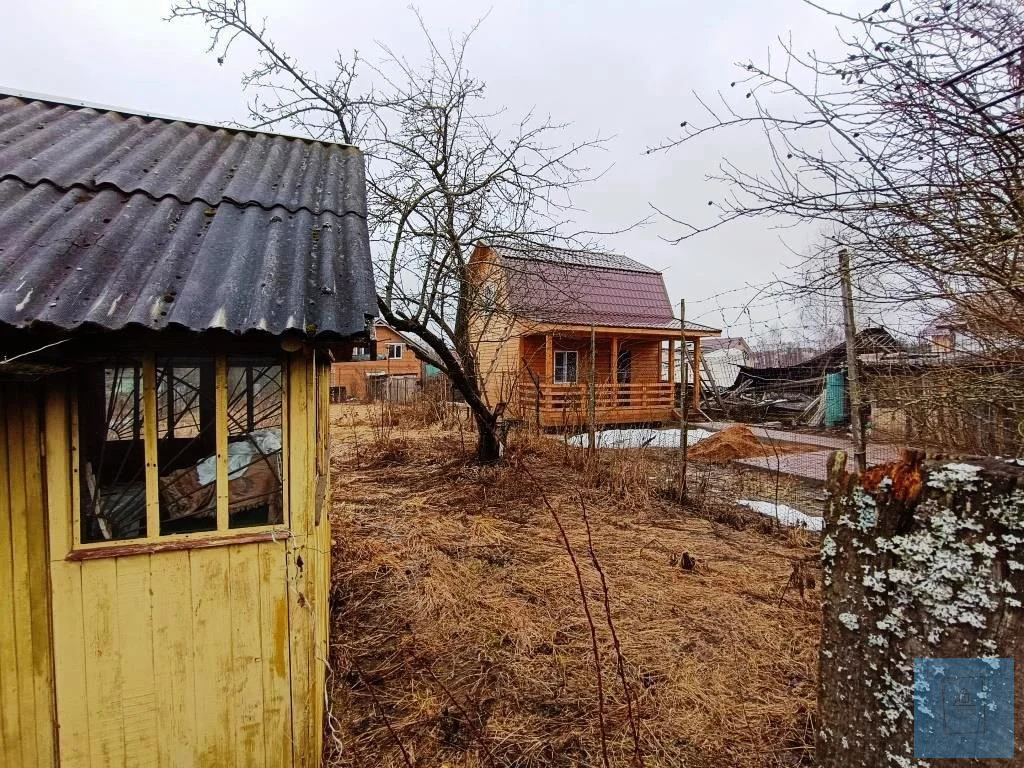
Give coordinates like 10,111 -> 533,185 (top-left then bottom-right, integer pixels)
0,93 -> 375,339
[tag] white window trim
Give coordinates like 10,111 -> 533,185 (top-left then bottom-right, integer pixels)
553,350 -> 578,384
387,342 -> 405,359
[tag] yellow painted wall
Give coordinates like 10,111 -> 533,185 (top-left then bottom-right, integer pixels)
0,384 -> 57,768
33,349 -> 331,768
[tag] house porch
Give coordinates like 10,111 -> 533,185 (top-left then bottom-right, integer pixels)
514,329 -> 703,428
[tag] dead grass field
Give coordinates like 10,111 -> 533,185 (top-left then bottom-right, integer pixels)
325,403 -> 821,767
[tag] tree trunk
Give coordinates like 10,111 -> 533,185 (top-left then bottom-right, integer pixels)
819,450 -> 1024,767
376,298 -> 505,464
474,410 -> 501,463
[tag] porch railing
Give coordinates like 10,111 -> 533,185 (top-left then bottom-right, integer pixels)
518,381 -> 676,414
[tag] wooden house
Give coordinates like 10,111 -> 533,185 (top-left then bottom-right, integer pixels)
329,320 -> 443,402
468,245 -> 720,427
0,92 -> 376,767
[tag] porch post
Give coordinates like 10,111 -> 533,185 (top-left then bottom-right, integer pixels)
667,338 -> 675,386
692,336 -> 702,411
610,335 -> 619,403
545,333 -> 554,382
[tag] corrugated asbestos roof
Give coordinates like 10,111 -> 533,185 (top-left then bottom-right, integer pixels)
491,246 -> 718,333
0,93 -> 376,339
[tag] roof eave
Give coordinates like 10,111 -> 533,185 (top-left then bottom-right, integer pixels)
528,320 -> 722,336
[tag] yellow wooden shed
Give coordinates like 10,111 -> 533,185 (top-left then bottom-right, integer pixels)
0,92 -> 377,767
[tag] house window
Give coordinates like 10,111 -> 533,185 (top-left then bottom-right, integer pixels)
352,346 -> 371,361
77,353 -> 285,545
387,343 -> 404,359
554,350 -> 578,384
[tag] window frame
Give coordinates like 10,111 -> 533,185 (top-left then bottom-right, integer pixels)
70,351 -> 290,553
553,350 -> 578,384
387,342 -> 405,360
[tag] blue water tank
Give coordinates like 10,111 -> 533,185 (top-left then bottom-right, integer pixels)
824,372 -> 847,427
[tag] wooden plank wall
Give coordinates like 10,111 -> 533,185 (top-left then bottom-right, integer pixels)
622,339 -> 662,382
0,384 -> 57,768
285,351 -> 332,766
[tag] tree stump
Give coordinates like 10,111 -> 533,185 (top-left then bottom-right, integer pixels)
818,450 -> 1024,766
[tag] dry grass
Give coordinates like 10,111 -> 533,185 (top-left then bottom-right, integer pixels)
325,406 -> 820,767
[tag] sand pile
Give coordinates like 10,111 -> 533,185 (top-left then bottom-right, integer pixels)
687,424 -> 817,463
687,425 -> 772,462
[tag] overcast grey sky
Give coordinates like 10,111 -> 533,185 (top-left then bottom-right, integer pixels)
1,0 -> 858,340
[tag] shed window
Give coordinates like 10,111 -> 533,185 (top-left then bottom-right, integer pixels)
387,343 -> 404,359
156,359 -> 217,534
554,350 -> 578,384
77,353 -> 286,545
79,362 -> 147,541
226,360 -> 283,528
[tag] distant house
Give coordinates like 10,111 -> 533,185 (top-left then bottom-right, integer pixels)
330,320 -> 445,401
0,92 -> 376,767
468,244 -> 720,427
700,337 -> 752,388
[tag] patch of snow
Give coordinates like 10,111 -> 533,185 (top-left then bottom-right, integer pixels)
737,499 -> 824,531
567,427 -> 713,449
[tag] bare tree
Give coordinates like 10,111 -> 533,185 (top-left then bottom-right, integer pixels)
651,0 -> 1024,452
169,0 -> 603,462
652,0 -> 1024,331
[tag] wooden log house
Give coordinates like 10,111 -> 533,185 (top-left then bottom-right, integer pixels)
0,92 -> 377,767
467,245 -> 721,428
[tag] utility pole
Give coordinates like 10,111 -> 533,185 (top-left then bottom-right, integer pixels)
838,247 -> 867,473
678,299 -> 689,502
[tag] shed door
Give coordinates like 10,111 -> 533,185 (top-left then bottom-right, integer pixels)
40,369 -> 297,768
0,384 -> 57,768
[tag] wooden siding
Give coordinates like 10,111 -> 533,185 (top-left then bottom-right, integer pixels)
475,312 -> 521,409
37,349 -> 330,768
0,384 -> 56,768
466,255 -> 523,409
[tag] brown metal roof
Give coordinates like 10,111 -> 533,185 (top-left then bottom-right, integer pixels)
490,246 -> 718,333
0,93 -> 376,340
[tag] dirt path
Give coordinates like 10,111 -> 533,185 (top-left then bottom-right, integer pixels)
705,421 -> 902,482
